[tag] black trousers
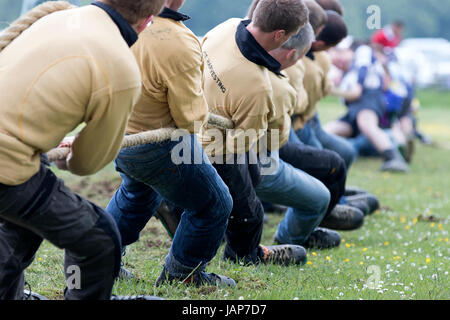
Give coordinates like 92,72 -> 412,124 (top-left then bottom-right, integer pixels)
279,142 -> 347,216
213,152 -> 264,264
0,159 -> 122,300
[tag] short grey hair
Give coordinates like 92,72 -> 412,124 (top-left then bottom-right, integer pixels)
282,23 -> 315,57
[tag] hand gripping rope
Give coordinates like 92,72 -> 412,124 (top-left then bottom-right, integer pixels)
47,113 -> 234,162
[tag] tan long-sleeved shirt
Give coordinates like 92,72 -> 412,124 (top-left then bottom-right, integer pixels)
0,5 -> 141,185
267,72 -> 297,151
302,51 -> 333,124
127,15 -> 208,134
285,60 -> 309,130
200,19 -> 276,157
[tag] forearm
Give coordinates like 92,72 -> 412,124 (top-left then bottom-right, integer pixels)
330,85 -> 363,102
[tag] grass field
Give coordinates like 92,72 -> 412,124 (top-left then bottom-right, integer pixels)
25,90 -> 449,300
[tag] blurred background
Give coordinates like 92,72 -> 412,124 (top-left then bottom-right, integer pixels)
1,0 -> 449,89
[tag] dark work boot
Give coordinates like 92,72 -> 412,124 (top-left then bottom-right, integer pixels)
342,197 -> 370,216
345,193 -> 380,215
381,149 -> 409,173
155,267 -> 236,288
320,205 -> 364,230
302,228 -> 341,249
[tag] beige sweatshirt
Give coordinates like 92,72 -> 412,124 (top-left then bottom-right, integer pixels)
127,16 -> 208,134
0,5 -> 141,185
200,18 -> 276,157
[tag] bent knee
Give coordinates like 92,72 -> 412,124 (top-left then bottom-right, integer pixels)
329,152 -> 348,177
310,181 -> 331,215
209,183 -> 234,222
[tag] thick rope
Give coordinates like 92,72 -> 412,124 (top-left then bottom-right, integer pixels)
0,1 -> 76,52
208,113 -> 234,130
47,127 -> 177,161
47,114 -> 235,162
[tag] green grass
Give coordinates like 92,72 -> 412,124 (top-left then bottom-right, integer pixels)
26,90 -> 449,300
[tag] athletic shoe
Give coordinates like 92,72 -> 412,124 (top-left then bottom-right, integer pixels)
155,267 -> 236,288
118,266 -> 135,280
259,244 -> 307,266
302,228 -> 341,249
319,205 -> 364,230
345,193 -> 380,215
117,247 -> 135,280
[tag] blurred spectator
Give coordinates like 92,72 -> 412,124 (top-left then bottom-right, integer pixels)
371,21 -> 405,50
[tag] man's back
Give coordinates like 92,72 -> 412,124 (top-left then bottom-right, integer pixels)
302,51 -> 332,122
200,18 -> 275,156
128,14 -> 207,134
0,5 -> 142,185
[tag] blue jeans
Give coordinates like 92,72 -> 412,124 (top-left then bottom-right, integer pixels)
255,151 -> 330,245
296,114 -> 357,169
106,135 -> 233,276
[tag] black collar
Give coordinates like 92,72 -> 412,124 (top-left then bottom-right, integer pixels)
158,7 -> 190,21
235,20 -> 282,76
306,50 -> 315,60
91,1 -> 138,47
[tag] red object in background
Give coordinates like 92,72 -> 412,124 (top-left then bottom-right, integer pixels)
371,27 -> 402,49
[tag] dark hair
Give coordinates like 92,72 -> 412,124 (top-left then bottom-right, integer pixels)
315,0 -> 343,16
316,10 -> 347,46
251,0 -> 309,34
104,0 -> 165,25
247,0 -> 260,18
305,0 -> 327,33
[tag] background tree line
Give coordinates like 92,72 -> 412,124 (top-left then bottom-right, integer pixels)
1,0 -> 449,40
